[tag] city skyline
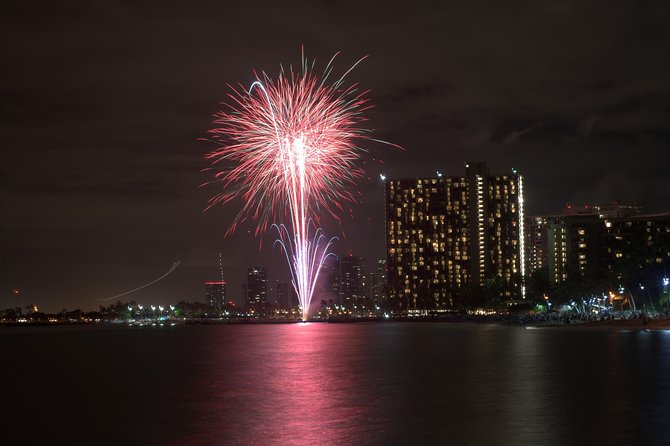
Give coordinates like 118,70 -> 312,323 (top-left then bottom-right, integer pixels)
3,2 -> 670,312
5,167 -> 666,313
3,4 -> 670,446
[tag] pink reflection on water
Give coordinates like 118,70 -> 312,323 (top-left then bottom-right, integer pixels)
246,323 -> 368,445
177,323 -> 381,446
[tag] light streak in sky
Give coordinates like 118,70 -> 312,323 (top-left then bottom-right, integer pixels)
98,261 -> 181,302
205,51 -> 388,320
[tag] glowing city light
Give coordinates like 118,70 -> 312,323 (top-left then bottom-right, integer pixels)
663,277 -> 670,287
379,173 -> 386,181
518,172 -> 526,299
205,53 -> 390,320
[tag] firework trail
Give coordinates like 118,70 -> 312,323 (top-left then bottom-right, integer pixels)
205,52 -> 381,320
98,261 -> 181,302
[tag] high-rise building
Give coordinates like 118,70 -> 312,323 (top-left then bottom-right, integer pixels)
563,215 -> 603,279
538,215 -> 602,284
603,212 -> 670,279
526,216 -> 557,275
386,162 -> 524,311
546,218 -> 568,284
275,280 -> 295,310
526,201 -> 656,285
339,254 -> 367,313
367,259 -> 387,308
205,281 -> 227,313
245,266 -> 267,314
327,257 -> 342,305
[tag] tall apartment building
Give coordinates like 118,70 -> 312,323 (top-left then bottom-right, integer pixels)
526,216 -> 559,276
245,266 -> 267,314
367,259 -> 387,308
603,212 -> 670,280
386,162 -> 524,311
568,215 -> 603,279
275,280 -> 294,310
525,202 -> 670,291
323,256 -> 341,305
204,281 -> 227,313
530,215 -> 603,284
339,254 -> 367,312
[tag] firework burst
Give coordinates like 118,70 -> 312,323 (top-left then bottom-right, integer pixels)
205,53 -> 376,320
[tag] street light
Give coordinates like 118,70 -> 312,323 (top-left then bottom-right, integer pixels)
660,277 -> 670,310
640,283 -> 655,312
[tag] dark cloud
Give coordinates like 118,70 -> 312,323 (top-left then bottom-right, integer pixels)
502,124 -> 537,145
2,0 -> 669,311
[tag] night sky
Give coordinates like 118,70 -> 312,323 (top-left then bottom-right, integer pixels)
2,1 -> 669,312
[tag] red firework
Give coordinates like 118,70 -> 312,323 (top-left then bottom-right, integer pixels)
205,52 -> 390,320
204,53 -> 372,236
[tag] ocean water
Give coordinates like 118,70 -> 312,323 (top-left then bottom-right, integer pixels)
2,323 -> 669,445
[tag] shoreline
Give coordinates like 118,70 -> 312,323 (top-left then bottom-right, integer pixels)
555,317 -> 670,331
3,317 -> 670,331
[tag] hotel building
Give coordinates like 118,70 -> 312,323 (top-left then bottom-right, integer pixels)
603,212 -> 670,279
385,162 -> 525,312
526,202 -> 670,285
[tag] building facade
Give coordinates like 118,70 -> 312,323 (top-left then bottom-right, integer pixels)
525,203 -> 670,288
530,214 -> 604,284
386,162 -> 524,312
275,280 -> 295,310
603,213 -> 670,282
324,256 -> 341,305
367,259 -> 387,308
339,254 -> 367,313
205,281 -> 227,313
525,215 -> 559,276
245,266 -> 268,315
